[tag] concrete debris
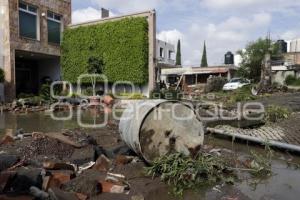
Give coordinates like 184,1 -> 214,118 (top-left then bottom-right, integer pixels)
0,155 -> 19,172
29,186 -> 49,199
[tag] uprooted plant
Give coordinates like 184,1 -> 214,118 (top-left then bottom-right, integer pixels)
145,145 -> 274,196
145,153 -> 236,196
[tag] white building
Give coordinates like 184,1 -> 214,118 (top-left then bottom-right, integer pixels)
287,38 -> 300,53
156,39 -> 175,66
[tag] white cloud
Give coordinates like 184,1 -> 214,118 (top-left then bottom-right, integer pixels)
201,0 -> 300,12
157,29 -> 184,46
91,0 -> 162,13
281,30 -> 300,41
72,7 -> 116,24
159,12 -> 272,66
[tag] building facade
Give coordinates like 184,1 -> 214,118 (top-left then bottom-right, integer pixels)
156,39 -> 175,66
0,0 -> 71,102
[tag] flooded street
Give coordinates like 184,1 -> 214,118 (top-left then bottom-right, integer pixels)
203,136 -> 300,200
1,112 -> 300,199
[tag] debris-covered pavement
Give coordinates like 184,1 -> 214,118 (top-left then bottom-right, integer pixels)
1,120 -> 300,200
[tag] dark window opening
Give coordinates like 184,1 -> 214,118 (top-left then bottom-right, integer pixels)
160,47 -> 164,58
19,1 -> 38,39
47,11 -> 62,44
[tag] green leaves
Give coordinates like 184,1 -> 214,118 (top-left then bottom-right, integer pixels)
145,153 -> 234,196
61,17 -> 149,84
237,38 -> 279,82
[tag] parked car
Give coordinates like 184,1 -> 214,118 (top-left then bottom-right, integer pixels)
222,78 -> 251,91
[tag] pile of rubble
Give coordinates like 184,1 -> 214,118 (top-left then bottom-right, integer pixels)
0,129 -> 145,200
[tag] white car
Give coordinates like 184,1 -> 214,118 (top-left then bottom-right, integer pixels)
223,78 -> 251,91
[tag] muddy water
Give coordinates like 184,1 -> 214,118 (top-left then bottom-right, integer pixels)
1,112 -> 300,200
0,110 -> 122,134
199,136 -> 300,200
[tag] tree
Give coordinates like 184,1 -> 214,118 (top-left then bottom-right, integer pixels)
176,40 -> 181,66
237,38 -> 279,82
201,41 -> 208,67
87,56 -> 104,96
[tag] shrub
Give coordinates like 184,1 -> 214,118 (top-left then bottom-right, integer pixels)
205,76 -> 227,93
39,84 -> 51,101
264,105 -> 291,123
285,75 -> 296,85
228,85 -> 256,103
61,17 -> 149,84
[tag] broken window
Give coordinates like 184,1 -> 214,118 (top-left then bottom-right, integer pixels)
18,1 -> 38,40
47,11 -> 62,44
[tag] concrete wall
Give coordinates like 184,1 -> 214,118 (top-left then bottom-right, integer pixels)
283,53 -> 300,65
272,70 -> 295,85
156,39 -> 175,65
4,0 -> 71,102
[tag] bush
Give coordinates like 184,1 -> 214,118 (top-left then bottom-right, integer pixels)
285,75 -> 296,85
228,85 -> 256,103
264,105 -> 291,123
285,75 -> 300,86
39,84 -> 51,101
62,17 -> 149,84
205,76 -> 227,93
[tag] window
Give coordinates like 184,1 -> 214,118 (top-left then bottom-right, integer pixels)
18,1 -> 38,40
160,47 -> 164,58
47,11 -> 62,44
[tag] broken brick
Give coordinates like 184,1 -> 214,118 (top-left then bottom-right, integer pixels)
98,181 -> 126,194
93,155 -> 111,172
103,95 -> 114,106
115,155 -> 134,166
43,161 -> 75,171
43,171 -> 73,190
0,135 -> 14,145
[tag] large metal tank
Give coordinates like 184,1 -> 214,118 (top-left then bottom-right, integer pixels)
225,51 -> 234,65
119,100 -> 204,163
277,40 -> 287,54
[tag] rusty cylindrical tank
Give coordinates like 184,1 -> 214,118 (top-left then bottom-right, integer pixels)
119,100 -> 204,163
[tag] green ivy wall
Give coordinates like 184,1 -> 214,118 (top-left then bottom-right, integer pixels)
61,17 -> 149,84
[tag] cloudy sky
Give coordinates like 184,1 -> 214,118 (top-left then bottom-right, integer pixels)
72,0 -> 300,66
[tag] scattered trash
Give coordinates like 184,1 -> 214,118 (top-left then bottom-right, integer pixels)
78,162 -> 95,174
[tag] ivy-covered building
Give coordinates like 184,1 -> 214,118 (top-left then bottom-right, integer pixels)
0,0 -> 71,102
63,10 -> 157,96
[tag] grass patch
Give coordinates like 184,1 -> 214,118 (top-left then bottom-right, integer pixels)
264,105 -> 291,123
285,75 -> 300,86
